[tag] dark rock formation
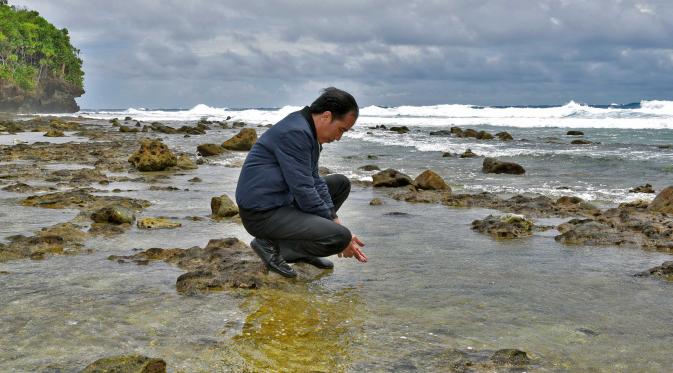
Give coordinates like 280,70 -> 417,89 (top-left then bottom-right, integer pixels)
629,183 -> 655,193
91,206 -> 136,225
496,131 -> 513,141
0,74 -> 84,113
358,164 -> 380,171
482,157 -> 525,174
372,168 -> 413,187
571,139 -> 592,145
567,130 -> 584,136
197,143 -> 225,156
429,130 -> 452,136
389,126 -> 410,134
460,149 -> 478,158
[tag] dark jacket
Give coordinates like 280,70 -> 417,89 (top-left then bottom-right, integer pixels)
235,107 -> 335,220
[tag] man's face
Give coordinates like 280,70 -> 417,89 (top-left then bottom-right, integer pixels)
315,111 -> 357,144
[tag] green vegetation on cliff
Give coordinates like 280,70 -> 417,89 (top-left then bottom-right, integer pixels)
0,1 -> 84,92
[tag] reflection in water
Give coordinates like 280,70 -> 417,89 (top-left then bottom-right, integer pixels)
234,285 -> 363,372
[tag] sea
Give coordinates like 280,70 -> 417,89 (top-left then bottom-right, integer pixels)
1,100 -> 673,371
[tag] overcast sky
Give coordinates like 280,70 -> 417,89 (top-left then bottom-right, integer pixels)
10,0 -> 673,109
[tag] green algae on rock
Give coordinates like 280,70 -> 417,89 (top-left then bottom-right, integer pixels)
128,139 -> 177,171
221,128 -> 257,151
79,355 -> 166,373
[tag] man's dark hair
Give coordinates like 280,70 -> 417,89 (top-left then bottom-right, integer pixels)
309,87 -> 359,120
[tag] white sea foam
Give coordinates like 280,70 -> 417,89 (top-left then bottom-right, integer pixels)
46,100 -> 673,129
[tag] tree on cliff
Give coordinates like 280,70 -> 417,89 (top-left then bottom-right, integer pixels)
0,1 -> 84,112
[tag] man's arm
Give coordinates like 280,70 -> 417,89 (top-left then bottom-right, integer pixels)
314,173 -> 337,219
274,130 -> 333,220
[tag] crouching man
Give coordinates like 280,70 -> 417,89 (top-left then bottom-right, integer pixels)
235,87 -> 367,277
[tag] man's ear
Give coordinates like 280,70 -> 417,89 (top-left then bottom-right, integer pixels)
322,111 -> 333,123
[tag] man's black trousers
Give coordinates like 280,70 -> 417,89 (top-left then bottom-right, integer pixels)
239,174 -> 352,260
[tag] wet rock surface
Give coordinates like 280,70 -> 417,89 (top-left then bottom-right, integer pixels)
0,222 -> 88,262
472,213 -> 534,239
636,261 -> 673,281
109,238 -> 327,293
648,186 -> 673,214
79,354 -> 166,373
137,217 -> 182,229
372,168 -> 413,187
211,194 -> 239,217
482,157 -> 526,174
414,169 -> 450,191
222,128 -> 257,151
128,139 -> 178,171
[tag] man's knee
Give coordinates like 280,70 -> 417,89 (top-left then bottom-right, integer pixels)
324,225 -> 352,255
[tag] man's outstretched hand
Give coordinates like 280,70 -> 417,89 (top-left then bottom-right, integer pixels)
338,234 -> 368,263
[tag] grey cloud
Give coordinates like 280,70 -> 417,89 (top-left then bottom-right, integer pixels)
9,0 -> 673,108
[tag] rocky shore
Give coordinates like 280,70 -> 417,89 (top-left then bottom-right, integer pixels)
1,115 -> 671,371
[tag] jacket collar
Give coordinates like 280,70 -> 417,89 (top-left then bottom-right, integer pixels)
300,106 -> 322,150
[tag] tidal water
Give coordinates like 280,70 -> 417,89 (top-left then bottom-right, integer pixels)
1,107 -> 673,371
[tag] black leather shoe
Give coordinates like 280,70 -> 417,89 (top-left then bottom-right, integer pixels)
287,256 -> 334,269
250,238 -> 297,278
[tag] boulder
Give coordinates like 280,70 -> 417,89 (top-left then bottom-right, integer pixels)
450,126 -> 463,135
482,157 -> 525,175
137,217 -> 182,230
189,177 -> 202,182
318,166 -> 331,176
629,183 -> 655,193
476,130 -> 494,140
91,206 -> 136,225
119,125 -> 139,133
462,128 -> 479,138
372,169 -> 413,187
44,129 -> 65,137
176,154 -> 198,170
149,122 -> 177,134
177,125 -> 206,135
471,214 -> 534,239
222,128 -> 257,150
389,126 -> 410,134
571,139 -> 592,145
649,186 -> 673,214
460,149 -> 478,158
128,139 -> 177,171
370,198 -> 384,206
414,170 -> 450,191
197,143 -> 225,156
211,194 -> 239,217
80,355 -> 166,373
496,131 -> 513,141
358,164 -> 380,171
567,130 -> 584,136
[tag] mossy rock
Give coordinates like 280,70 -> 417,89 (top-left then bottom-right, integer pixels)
222,128 -> 257,151
44,129 -> 65,137
414,170 -> 450,191
211,194 -> 239,217
128,139 -> 177,171
80,354 -> 166,373
137,217 -> 182,230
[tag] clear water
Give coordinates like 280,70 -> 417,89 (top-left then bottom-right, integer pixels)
1,118 -> 673,372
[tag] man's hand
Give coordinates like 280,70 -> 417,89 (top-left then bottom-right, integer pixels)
333,217 -> 342,225
338,234 -> 368,263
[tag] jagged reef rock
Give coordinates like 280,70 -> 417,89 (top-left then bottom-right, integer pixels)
222,128 -> 257,151
472,213 -> 534,239
128,139 -> 177,171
